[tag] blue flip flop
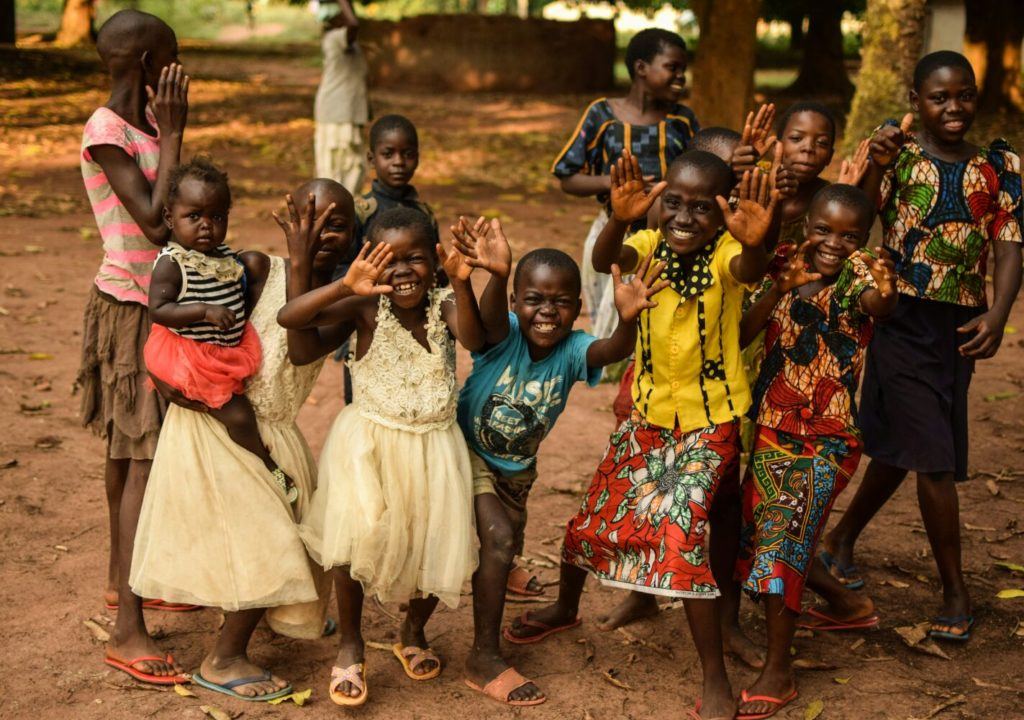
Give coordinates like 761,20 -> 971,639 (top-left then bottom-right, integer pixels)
193,670 -> 293,702
819,550 -> 865,590
929,614 -> 975,642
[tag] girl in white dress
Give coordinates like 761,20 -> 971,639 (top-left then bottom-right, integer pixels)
279,206 -> 479,707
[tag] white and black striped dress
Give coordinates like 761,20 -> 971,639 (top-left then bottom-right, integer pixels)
159,243 -> 247,347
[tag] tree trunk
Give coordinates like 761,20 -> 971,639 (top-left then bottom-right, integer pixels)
844,0 -> 927,152
963,0 -> 1024,112
55,0 -> 95,46
786,1 -> 854,101
689,0 -> 761,128
786,10 -> 805,51
0,0 -> 15,45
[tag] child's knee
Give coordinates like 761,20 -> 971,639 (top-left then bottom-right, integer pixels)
480,514 -> 517,566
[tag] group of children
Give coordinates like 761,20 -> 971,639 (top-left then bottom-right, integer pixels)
77,10 -> 1021,720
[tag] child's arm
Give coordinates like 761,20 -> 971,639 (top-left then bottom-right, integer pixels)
592,150 -> 666,273
450,216 -> 514,347
149,255 -> 236,330
739,239 -> 822,347
586,253 -> 669,367
90,64 -> 189,246
957,240 -> 1023,358
719,168 -> 779,284
860,113 -> 913,205
560,174 -> 612,198
437,236 -> 488,351
854,248 -> 899,318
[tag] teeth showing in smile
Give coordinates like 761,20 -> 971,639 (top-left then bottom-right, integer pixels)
669,228 -> 696,241
819,250 -> 841,262
394,282 -> 419,295
534,322 -> 557,333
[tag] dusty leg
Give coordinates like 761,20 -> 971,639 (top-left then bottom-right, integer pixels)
104,455 -> 129,607
199,608 -> 289,697
917,471 -> 971,636
331,567 -> 366,697
683,597 -> 736,719
735,596 -> 796,717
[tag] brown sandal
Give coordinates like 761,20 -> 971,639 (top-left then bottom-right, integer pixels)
465,668 -> 546,707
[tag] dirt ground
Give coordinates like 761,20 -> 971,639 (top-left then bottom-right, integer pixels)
2,44 -> 1024,720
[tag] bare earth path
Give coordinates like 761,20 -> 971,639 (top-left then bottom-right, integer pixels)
1,44 -> 1023,719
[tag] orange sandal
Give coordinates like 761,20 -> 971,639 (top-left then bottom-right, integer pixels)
329,663 -> 368,706
391,644 -> 441,681
104,653 -> 189,685
464,668 -> 546,707
506,565 -> 544,597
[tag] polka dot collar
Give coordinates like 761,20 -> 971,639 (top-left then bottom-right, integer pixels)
654,229 -> 722,300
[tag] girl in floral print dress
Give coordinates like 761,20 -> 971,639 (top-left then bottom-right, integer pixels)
733,184 -> 896,720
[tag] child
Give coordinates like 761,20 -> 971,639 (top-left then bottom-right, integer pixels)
733,184 -> 896,719
448,218 -> 667,706
75,8 -> 190,684
505,150 -> 777,720
280,207 -> 478,706
823,51 -> 1023,643
144,158 -> 296,502
553,27 -> 699,340
691,126 -> 743,164
131,185 -> 357,700
313,0 -> 368,193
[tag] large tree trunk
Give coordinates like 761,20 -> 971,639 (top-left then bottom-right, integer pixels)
0,0 -> 15,44
786,10 -> 805,51
963,0 -> 1024,112
786,1 -> 854,101
55,0 -> 95,46
844,0 -> 927,152
689,0 -> 761,128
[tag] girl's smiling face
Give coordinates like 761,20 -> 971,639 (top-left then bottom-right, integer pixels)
911,65 -> 977,145
780,111 -> 835,183
166,177 -> 229,254
637,44 -> 688,103
805,200 -> 869,277
658,165 -> 726,255
377,227 -> 435,310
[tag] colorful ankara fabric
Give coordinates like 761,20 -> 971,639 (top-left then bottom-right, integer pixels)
562,411 -> 739,598
736,426 -> 861,613
750,253 -> 877,436
878,137 -> 1022,307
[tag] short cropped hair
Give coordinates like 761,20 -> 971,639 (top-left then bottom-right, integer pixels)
810,183 -> 875,231
667,150 -> 734,198
690,127 -> 742,159
624,28 -> 687,80
913,50 -> 976,90
369,114 -> 418,150
369,206 -> 434,249
513,248 -> 582,296
168,156 -> 231,209
777,101 -> 837,144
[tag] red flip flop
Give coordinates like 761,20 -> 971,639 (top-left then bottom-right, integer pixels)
105,598 -> 202,612
502,611 -> 581,645
797,607 -> 880,632
736,688 -> 798,720
104,653 -> 189,685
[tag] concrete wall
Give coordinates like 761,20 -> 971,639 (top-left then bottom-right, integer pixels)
359,15 -> 615,93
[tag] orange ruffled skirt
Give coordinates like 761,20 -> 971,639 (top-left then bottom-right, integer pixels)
144,323 -> 261,409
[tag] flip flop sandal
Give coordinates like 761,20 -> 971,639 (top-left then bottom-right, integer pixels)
502,611 -> 581,645
797,607 -> 880,632
687,698 -> 734,720
193,670 -> 292,702
507,566 -> 545,597
929,614 -> 975,642
818,551 -> 865,590
104,598 -> 202,612
322,618 -> 337,637
736,688 -> 798,720
464,667 -> 546,707
104,653 -> 189,685
391,644 -> 442,681
329,662 -> 368,707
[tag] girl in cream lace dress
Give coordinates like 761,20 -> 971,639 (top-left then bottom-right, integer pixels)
279,207 -> 477,706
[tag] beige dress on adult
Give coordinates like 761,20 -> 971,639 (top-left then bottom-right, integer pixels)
299,289 -> 478,609
130,256 -> 330,638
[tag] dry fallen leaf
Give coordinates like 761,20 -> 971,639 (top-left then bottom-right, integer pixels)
83,618 -> 110,642
792,658 -> 836,671
365,640 -> 393,651
804,698 -> 824,720
918,694 -> 966,719
27,352 -> 52,361
849,637 -> 865,651
894,624 -> 950,659
601,669 -> 633,691
994,561 -> 1024,574
1,459 -> 17,470
971,677 -> 1017,692
987,479 -> 1001,496
199,705 -> 233,720
833,677 -> 851,684
882,579 -> 911,588
996,588 -> 1024,599
267,688 -> 312,706
173,684 -> 197,698
966,522 -> 997,531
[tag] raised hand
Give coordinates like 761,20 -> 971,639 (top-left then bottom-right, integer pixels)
610,150 -> 667,223
853,247 -> 896,298
837,138 -> 871,186
436,240 -> 473,283
776,239 -> 823,293
716,168 -> 780,248
611,252 -> 670,323
203,303 -> 236,331
742,103 -> 777,158
450,216 -> 512,278
147,63 -> 190,136
342,242 -> 394,296
766,140 -> 798,199
869,113 -> 914,167
273,193 -> 337,265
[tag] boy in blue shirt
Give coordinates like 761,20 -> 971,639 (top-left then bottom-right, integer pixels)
447,217 -> 667,706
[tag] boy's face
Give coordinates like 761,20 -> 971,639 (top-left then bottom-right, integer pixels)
804,200 -> 869,278
657,166 -> 726,256
165,177 -> 229,253
310,190 -> 355,273
368,129 -> 419,189
378,228 -> 434,310
780,111 -> 834,183
511,264 -> 581,355
637,44 -> 687,103
911,66 -> 977,144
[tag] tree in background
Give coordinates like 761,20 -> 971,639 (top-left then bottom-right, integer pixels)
1,0 -> 14,44
56,0 -> 96,46
844,0 -> 927,150
963,0 -> 1024,112
689,0 -> 760,127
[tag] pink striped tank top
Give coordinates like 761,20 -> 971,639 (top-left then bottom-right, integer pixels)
80,107 -> 161,305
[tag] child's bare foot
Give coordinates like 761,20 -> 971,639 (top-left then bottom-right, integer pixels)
107,628 -> 182,678
697,674 -> 737,719
596,591 -> 659,631
722,623 -> 764,669
825,589 -> 876,623
331,640 -> 365,697
198,654 -> 288,698
737,666 -> 796,718
465,650 -> 544,703
399,617 -> 439,677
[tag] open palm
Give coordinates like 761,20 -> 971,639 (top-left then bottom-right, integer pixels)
343,243 -> 394,296
451,216 -> 512,277
610,150 -> 666,223
612,253 -> 670,323
777,240 -> 823,292
718,168 -> 778,248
